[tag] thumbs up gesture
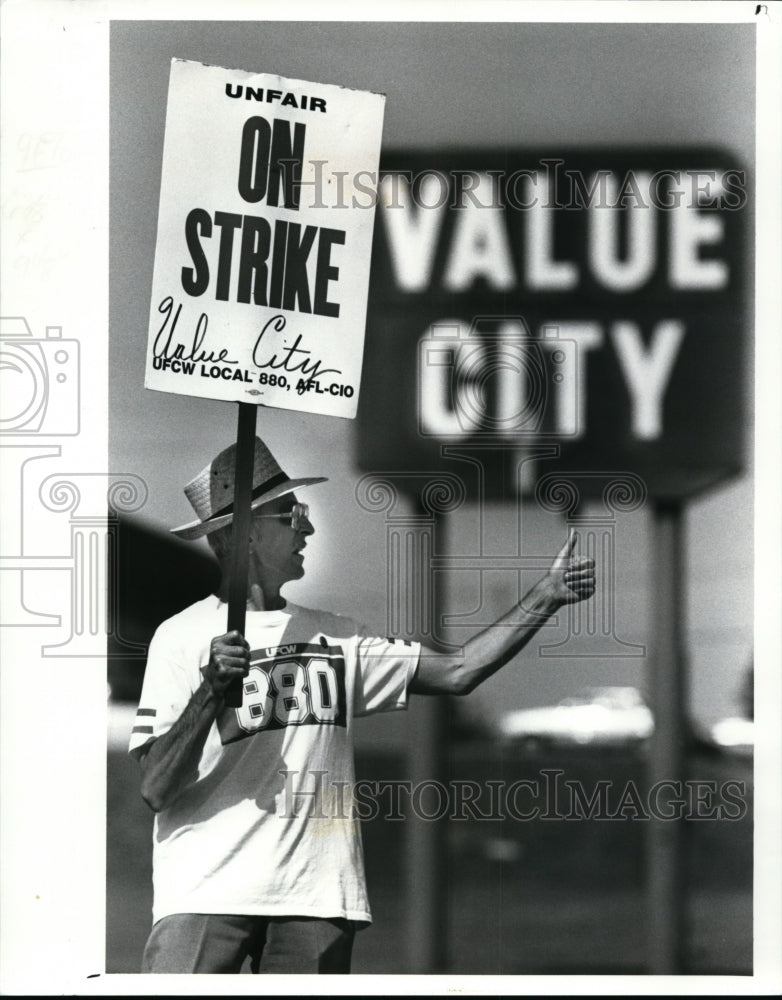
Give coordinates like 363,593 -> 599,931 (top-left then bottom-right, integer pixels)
546,532 -> 596,606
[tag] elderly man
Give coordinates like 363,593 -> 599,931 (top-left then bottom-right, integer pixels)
130,436 -> 595,974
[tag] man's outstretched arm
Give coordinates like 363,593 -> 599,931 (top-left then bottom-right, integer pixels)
409,535 -> 595,696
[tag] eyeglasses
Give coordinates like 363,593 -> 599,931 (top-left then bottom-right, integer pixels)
253,502 -> 310,531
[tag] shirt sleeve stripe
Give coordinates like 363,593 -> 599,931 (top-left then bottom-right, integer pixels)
136,708 -> 157,717
131,724 -> 154,734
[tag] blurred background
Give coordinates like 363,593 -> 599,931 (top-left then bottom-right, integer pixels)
107,19 -> 755,976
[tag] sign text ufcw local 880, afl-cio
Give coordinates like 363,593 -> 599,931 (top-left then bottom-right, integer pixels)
144,59 -> 386,419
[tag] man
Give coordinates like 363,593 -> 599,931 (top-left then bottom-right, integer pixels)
129,436 -> 595,974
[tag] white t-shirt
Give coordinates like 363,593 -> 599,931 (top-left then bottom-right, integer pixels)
128,596 -> 420,925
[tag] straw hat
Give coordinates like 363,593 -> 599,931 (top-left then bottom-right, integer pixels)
171,437 -> 327,540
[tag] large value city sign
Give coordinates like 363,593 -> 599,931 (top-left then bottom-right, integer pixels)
145,59 -> 385,418
357,150 -> 748,499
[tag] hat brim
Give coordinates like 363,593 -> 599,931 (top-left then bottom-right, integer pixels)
170,476 -> 327,540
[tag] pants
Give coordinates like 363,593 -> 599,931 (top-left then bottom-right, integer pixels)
141,913 -> 356,974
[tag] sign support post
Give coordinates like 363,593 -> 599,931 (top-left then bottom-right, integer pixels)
224,401 -> 258,707
646,499 -> 687,973
407,692 -> 449,972
407,506 -> 449,972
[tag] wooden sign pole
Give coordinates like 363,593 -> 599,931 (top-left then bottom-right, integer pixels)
225,401 -> 258,707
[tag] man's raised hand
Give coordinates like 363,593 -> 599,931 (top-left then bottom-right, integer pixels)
546,532 -> 596,606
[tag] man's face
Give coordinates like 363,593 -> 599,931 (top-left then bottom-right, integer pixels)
248,493 -> 314,589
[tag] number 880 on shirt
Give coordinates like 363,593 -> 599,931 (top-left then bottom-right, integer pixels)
213,643 -> 348,745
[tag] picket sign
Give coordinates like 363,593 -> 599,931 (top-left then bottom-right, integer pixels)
146,59 -> 385,704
